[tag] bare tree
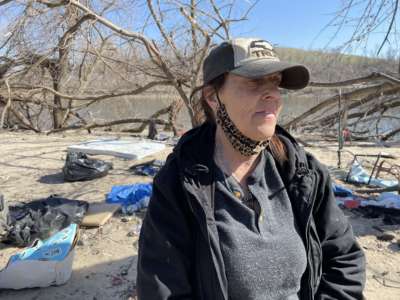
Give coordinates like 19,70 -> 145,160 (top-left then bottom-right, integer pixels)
0,0 -> 258,133
319,0 -> 400,59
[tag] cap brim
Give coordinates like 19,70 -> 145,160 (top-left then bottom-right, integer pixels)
230,60 -> 310,90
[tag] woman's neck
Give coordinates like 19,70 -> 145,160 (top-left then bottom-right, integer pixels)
214,125 -> 261,185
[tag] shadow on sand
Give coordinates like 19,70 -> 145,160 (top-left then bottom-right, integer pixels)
38,172 -> 66,184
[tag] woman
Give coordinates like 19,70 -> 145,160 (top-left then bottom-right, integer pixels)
137,38 -> 365,300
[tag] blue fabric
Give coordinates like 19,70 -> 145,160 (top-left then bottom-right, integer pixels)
106,183 -> 152,211
135,165 -> 159,176
349,160 -> 398,187
131,160 -> 164,177
332,184 -> 353,197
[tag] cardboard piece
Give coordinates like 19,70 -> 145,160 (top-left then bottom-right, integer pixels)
81,203 -> 121,227
67,138 -> 166,160
0,224 -> 78,289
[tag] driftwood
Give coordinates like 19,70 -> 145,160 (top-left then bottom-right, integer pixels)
355,185 -> 400,194
284,81 -> 398,129
45,118 -> 170,134
285,71 -> 400,142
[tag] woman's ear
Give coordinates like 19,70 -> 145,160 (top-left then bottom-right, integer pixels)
203,85 -> 218,112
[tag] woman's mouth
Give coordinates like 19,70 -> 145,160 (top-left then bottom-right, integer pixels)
254,111 -> 276,120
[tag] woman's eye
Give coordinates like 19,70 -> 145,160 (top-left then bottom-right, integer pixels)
272,80 -> 280,86
270,76 -> 281,85
248,80 -> 263,88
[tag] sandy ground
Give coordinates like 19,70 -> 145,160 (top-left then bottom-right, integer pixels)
0,130 -> 399,300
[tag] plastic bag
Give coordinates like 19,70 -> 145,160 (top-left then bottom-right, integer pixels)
6,195 -> 88,247
130,160 -> 165,177
106,183 -> 152,215
63,152 -> 113,182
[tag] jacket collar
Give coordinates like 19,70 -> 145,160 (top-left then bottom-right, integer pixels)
174,121 -> 308,184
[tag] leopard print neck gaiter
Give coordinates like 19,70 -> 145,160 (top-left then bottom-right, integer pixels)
215,93 -> 268,156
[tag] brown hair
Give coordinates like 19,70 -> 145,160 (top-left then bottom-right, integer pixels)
190,74 -> 287,162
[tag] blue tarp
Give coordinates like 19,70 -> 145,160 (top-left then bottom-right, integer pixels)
332,183 -> 353,197
106,183 -> 152,214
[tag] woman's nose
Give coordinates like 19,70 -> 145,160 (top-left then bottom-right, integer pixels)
261,87 -> 281,102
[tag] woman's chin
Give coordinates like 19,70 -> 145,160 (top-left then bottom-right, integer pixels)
246,127 -> 276,141
254,124 -> 276,140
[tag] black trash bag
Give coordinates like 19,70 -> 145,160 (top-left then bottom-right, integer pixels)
5,195 -> 88,247
0,194 -> 10,242
63,152 -> 113,182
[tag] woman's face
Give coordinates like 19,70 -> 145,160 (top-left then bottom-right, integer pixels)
214,72 -> 283,141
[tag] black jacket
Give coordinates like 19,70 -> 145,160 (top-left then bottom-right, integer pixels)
137,122 -> 366,300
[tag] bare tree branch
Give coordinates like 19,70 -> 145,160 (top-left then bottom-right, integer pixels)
146,0 -> 185,65
309,72 -> 400,87
0,0 -> 13,7
46,117 -> 170,134
5,80 -> 172,101
377,0 -> 399,55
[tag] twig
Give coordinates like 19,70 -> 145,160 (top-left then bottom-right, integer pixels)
377,0 -> 399,55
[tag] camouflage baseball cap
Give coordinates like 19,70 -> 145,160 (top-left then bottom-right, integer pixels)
203,38 -> 310,90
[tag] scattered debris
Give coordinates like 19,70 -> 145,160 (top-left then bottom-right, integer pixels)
127,231 -> 135,237
0,224 -> 78,289
81,203 -> 121,227
67,138 -> 166,160
133,224 -> 142,235
361,193 -> 400,210
106,183 -> 152,215
4,196 -> 88,247
346,160 -> 398,188
333,183 -> 353,197
63,152 -> 113,182
377,233 -> 396,241
129,159 -> 164,177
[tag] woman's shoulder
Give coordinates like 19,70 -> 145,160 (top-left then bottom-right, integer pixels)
154,152 -> 180,187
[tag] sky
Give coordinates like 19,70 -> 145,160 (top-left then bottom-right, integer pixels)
0,0 -> 397,58
234,1 -> 339,48
230,0 -> 395,57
